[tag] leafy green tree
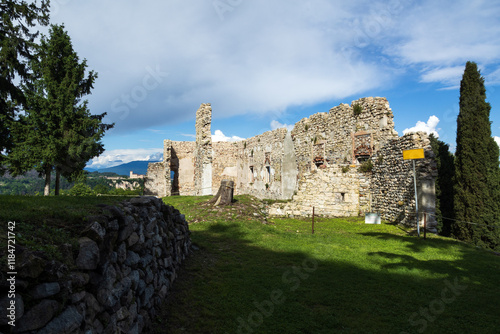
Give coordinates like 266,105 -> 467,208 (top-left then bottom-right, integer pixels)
8,24 -> 113,195
0,0 -> 50,171
454,61 -> 500,249
69,182 -> 94,196
93,184 -> 110,195
429,134 -> 455,236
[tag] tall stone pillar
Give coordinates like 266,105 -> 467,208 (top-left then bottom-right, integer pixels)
194,103 -> 213,195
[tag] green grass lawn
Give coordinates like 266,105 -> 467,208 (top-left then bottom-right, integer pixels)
152,195 -> 500,334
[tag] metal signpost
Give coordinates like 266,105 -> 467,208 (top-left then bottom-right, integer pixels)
403,148 -> 425,237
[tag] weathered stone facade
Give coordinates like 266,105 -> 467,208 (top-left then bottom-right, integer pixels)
145,98 -> 437,231
194,103 -> 213,196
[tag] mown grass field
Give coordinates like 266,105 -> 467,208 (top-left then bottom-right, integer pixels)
152,195 -> 500,334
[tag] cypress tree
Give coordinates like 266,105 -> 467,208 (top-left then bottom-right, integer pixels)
429,134 -> 455,237
454,61 -> 500,249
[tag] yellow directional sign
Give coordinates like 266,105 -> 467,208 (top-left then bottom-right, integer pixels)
403,148 -> 425,160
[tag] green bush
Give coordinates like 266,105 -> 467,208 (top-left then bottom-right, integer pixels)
353,104 -> 363,116
93,184 -> 109,194
359,160 -> 373,173
69,183 -> 94,196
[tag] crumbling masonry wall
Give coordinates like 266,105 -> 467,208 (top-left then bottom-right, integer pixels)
144,140 -> 172,197
171,141 -> 196,196
145,97 -> 437,229
370,132 -> 438,231
291,97 -> 399,180
194,103 -> 213,196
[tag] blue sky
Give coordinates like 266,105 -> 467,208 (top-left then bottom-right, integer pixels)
48,0 -> 500,169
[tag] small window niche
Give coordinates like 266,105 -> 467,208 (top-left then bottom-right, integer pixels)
313,140 -> 327,168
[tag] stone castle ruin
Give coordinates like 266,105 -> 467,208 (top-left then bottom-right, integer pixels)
145,97 -> 438,232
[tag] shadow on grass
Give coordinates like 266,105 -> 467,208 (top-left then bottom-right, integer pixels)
149,220 -> 500,334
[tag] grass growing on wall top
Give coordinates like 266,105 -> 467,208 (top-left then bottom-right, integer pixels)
0,195 -> 130,262
152,195 -> 500,334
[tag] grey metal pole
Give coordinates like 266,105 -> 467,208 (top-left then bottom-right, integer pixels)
413,160 -> 420,237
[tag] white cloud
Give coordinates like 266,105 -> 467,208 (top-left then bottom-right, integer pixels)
52,1 -> 392,135
391,1 -> 500,64
386,0 -> 500,86
270,120 -> 294,132
212,130 -> 245,142
494,136 -> 500,148
87,148 -> 163,169
486,67 -> 500,85
420,66 -> 464,87
49,0 -> 500,136
403,116 -> 440,137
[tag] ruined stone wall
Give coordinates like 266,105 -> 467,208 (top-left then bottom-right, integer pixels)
144,162 -> 169,197
143,97 -> 437,230
291,97 -> 399,180
269,166 -> 362,217
235,128 -> 294,200
171,141 -> 196,196
269,132 -> 437,228
0,197 -> 191,334
144,140 -> 172,197
212,141 -> 240,194
194,103 -> 213,196
370,132 -> 437,231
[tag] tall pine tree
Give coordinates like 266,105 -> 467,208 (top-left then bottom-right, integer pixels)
0,0 -> 50,171
9,24 -> 113,195
454,61 -> 500,250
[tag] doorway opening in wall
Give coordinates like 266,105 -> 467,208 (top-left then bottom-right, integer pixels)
171,150 -> 180,196
249,166 -> 255,184
171,168 -> 179,195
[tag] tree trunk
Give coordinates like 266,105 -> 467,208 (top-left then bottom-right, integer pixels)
44,166 -> 51,196
208,180 -> 234,206
55,169 -> 60,196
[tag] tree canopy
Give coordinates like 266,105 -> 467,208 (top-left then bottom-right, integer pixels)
0,0 -> 50,170
453,61 -> 500,250
8,24 -> 113,195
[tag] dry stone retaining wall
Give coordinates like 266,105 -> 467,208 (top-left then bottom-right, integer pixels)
0,197 -> 191,333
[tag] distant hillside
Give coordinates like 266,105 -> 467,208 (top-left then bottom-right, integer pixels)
85,161 -> 160,176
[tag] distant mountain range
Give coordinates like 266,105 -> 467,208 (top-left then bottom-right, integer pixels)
85,160 -> 160,176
